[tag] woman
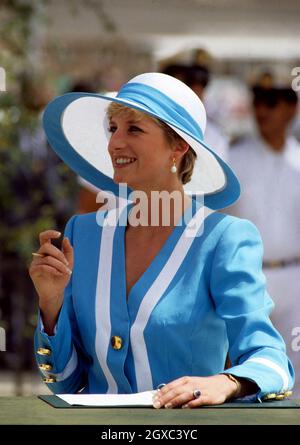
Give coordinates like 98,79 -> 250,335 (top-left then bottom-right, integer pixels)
29,73 -> 294,408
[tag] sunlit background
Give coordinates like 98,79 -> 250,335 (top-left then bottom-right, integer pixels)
0,0 -> 299,396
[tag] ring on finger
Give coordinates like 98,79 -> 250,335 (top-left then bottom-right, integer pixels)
193,389 -> 201,399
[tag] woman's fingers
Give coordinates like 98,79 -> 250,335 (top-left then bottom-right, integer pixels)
161,391 -> 194,409
34,242 -> 69,266
32,264 -> 64,277
156,377 -> 187,399
39,230 -> 61,246
153,378 -> 189,408
154,385 -> 203,409
31,230 -> 74,278
182,394 -> 210,409
31,254 -> 72,276
153,376 -> 214,409
153,375 -> 229,409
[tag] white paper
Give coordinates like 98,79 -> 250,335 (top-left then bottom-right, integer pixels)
57,390 -> 157,407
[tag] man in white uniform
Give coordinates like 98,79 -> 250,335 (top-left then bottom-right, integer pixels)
228,84 -> 300,397
163,63 -> 229,162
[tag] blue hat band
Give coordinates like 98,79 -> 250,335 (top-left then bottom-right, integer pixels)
117,82 -> 204,142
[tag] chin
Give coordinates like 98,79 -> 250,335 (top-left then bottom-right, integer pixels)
113,172 -> 146,192
113,173 -> 127,183
113,174 -> 132,188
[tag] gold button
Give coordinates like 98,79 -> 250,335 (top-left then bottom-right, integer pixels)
37,347 -> 51,356
38,364 -> 53,371
111,335 -> 123,350
284,390 -> 293,398
275,394 -> 286,400
43,377 -> 56,383
263,393 -> 277,400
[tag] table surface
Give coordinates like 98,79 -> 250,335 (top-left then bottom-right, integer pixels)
0,397 -> 299,425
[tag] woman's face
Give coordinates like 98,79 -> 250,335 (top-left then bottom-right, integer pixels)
107,112 -> 181,191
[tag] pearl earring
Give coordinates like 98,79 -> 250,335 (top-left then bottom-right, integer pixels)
170,157 -> 177,173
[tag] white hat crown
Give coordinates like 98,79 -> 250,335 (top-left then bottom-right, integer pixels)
126,73 -> 207,137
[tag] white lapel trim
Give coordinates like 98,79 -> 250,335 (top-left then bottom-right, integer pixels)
95,207 -> 120,393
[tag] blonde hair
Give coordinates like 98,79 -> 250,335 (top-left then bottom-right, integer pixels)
107,102 -> 197,185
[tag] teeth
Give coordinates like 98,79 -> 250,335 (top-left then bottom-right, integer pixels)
116,157 -> 136,164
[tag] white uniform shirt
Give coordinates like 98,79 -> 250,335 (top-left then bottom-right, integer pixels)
228,135 -> 300,261
228,134 -> 300,397
204,118 -> 229,162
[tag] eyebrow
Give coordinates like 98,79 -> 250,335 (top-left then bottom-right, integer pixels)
109,118 -> 143,125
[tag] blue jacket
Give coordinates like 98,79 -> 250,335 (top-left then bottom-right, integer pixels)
34,203 -> 294,401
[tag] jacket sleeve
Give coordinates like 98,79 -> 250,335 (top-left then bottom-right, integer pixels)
34,215 -> 89,394
210,218 -> 295,402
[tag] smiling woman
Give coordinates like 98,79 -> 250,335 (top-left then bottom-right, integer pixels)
29,72 -> 294,408
107,102 -> 197,187
106,104 -> 190,197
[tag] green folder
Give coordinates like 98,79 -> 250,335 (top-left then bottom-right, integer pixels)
38,395 -> 300,409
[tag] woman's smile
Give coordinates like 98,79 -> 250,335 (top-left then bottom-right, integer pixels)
114,156 -> 137,168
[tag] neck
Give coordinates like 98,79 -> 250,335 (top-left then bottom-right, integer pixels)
260,129 -> 286,152
129,184 -> 191,228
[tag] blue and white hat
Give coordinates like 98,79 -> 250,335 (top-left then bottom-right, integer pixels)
43,72 -> 240,209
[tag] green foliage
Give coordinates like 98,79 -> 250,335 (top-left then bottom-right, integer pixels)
0,0 -> 78,262
0,1 -> 79,372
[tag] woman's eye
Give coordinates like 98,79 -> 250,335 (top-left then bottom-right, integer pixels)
108,125 -> 142,133
129,125 -> 142,132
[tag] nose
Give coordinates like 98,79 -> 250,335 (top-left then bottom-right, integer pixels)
254,104 -> 271,124
254,103 -> 270,118
108,127 -> 128,152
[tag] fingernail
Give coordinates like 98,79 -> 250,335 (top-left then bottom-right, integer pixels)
55,231 -> 61,236
66,268 -> 72,275
165,403 -> 173,409
182,404 -> 189,409
153,400 -> 161,409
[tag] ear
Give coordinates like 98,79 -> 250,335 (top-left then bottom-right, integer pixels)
172,139 -> 190,160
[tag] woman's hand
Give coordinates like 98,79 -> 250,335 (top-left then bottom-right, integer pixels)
153,374 -> 239,409
29,230 -> 73,334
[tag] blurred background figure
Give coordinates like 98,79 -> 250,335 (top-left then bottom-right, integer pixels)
227,75 -> 300,397
162,59 -> 229,162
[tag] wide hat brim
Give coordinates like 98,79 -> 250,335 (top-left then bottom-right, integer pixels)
43,81 -> 240,210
